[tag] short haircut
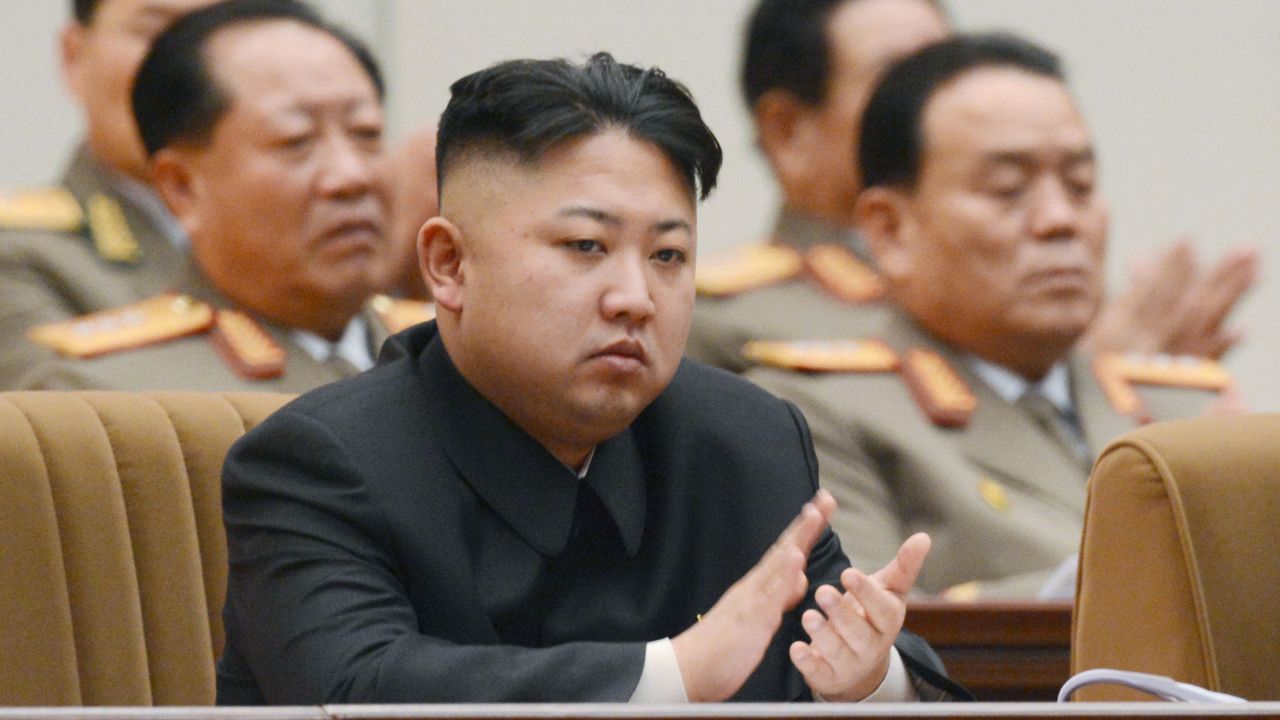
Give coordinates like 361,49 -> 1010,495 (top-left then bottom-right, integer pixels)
436,52 -> 722,201
859,32 -> 1064,190
72,0 -> 99,24
740,0 -> 947,110
131,0 -> 384,157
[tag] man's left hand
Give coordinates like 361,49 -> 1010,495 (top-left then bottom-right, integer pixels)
789,532 -> 931,701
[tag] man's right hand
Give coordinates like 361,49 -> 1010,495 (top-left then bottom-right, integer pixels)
671,490 -> 836,702
1081,240 -> 1259,360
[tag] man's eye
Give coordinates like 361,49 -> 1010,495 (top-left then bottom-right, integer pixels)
566,239 -> 603,254
278,135 -> 314,151
653,248 -> 687,264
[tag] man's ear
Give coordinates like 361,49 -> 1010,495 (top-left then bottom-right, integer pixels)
754,89 -> 819,189
151,149 -> 203,238
856,186 -> 913,283
419,217 -> 465,312
59,23 -> 88,102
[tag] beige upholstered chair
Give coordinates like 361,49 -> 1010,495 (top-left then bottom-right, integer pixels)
1072,413 -> 1280,701
0,391 -> 291,706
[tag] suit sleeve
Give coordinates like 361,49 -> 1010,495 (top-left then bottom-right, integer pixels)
219,409 -> 645,704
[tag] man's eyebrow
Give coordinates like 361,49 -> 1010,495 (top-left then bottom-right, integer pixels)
983,147 -> 1097,166
558,206 -> 622,227
557,206 -> 692,234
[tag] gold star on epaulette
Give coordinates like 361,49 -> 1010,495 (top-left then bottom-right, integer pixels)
0,187 -> 84,232
695,243 -> 804,297
742,338 -> 899,373
27,294 -> 214,358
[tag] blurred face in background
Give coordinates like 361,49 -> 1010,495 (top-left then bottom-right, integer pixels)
760,0 -> 949,224
61,0 -> 217,180
864,67 -> 1108,380
155,19 -> 389,340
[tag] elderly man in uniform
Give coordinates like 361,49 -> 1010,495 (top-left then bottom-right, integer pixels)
748,33 -> 1236,599
688,0 -> 1257,372
18,0 -> 429,391
0,0 -> 220,388
216,52 -> 969,704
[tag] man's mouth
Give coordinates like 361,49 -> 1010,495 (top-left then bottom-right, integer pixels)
590,338 -> 649,371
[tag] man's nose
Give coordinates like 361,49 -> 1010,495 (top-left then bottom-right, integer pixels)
1027,180 -> 1082,241
600,254 -> 656,324
317,134 -> 379,198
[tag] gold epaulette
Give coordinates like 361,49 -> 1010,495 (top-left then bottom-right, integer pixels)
742,338 -> 899,372
87,193 -> 141,264
805,244 -> 885,303
695,243 -> 804,297
371,294 -> 436,334
0,187 -> 84,233
210,309 -> 286,380
27,294 -> 214,358
1094,352 -> 1233,421
901,349 -> 977,428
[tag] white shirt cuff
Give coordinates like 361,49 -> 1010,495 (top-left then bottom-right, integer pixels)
628,638 -> 689,703
858,646 -> 919,702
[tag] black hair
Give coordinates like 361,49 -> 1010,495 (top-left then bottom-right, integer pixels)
72,0 -> 98,24
741,0 -> 849,109
740,0 -> 947,110
859,32 -> 1064,190
436,52 -> 722,201
131,0 -> 384,156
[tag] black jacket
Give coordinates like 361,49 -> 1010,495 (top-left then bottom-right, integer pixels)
217,322 -> 966,703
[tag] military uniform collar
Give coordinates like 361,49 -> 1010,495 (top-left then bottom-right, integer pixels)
171,258 -> 377,373
773,206 -> 873,262
418,328 -> 647,558
290,317 -> 375,372
966,355 -> 1075,417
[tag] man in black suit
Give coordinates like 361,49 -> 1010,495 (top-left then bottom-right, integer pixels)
218,50 -> 966,704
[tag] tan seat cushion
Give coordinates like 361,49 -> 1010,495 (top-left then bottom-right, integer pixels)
0,391 -> 290,706
1073,413 -> 1280,701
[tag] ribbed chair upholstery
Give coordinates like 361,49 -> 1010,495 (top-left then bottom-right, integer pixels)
0,391 -> 292,706
1072,413 -> 1280,701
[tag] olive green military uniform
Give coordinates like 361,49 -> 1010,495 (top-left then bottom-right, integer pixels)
22,260 -> 408,393
0,147 -> 186,389
687,209 -> 889,372
747,311 -> 1227,598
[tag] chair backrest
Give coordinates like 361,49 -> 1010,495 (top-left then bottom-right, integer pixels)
0,391 -> 292,706
1072,413 -> 1280,701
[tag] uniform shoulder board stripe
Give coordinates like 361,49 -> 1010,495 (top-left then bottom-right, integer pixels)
0,187 -> 84,232
210,309 -> 286,380
695,243 -> 804,297
371,294 -> 436,334
1112,352 -> 1232,390
742,338 -> 899,373
1092,354 -> 1147,420
805,243 -> 885,303
1094,352 -> 1233,421
901,348 -> 977,428
27,294 -> 214,358
87,193 -> 141,264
